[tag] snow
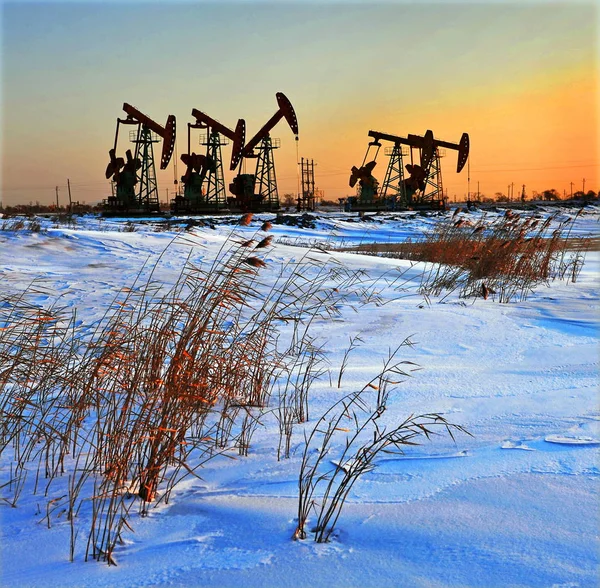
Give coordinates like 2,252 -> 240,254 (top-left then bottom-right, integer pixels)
1,206 -> 599,587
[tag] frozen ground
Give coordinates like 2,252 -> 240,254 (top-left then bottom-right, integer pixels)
1,206 -> 599,588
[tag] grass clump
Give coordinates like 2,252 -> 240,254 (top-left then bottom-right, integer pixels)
0,214 -> 405,564
352,208 -> 590,303
293,339 -> 469,543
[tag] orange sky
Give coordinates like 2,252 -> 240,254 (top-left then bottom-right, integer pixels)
1,1 -> 597,207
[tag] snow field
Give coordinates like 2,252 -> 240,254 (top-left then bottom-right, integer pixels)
1,206 -> 598,587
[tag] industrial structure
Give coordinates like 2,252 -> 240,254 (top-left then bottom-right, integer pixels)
103,99 -> 470,217
104,103 -> 176,214
171,109 -> 245,214
229,92 -> 299,212
297,158 -> 316,211
347,129 -> 469,212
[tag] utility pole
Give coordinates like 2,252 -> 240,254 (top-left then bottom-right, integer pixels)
583,178 -> 586,195
570,182 -> 574,199
477,181 -> 480,201
521,184 -> 526,202
67,178 -> 73,213
467,158 -> 470,204
508,184 -> 511,202
55,186 -> 59,210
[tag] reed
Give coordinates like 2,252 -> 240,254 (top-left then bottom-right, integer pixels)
0,215 -> 398,563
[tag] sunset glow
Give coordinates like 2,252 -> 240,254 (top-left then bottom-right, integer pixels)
1,0 -> 597,206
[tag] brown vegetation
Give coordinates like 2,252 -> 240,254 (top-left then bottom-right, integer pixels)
345,209 -> 590,303
0,216 -> 414,563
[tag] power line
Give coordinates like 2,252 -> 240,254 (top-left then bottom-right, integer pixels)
472,163 -> 599,173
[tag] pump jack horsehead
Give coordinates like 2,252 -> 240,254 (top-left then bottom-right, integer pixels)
349,128 -> 469,211
105,103 -> 177,213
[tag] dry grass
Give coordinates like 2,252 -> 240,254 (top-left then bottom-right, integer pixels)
294,339 -> 469,543
0,215 -> 398,564
346,209 -> 590,303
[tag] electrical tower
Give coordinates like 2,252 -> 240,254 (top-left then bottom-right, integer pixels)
299,157 -> 316,211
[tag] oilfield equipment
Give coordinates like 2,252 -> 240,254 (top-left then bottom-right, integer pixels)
348,129 -> 469,212
229,92 -> 299,212
170,109 -> 245,213
297,158 -> 316,211
104,103 -> 176,213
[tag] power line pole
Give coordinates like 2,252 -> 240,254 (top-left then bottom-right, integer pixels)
67,179 -> 73,213
570,182 -> 574,199
582,178 -> 586,195
55,186 -> 59,210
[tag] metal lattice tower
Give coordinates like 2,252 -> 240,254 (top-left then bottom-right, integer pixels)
380,144 -> 409,208
131,127 -> 160,211
202,131 -> 228,209
421,148 -> 445,205
255,135 -> 280,210
300,158 -> 316,211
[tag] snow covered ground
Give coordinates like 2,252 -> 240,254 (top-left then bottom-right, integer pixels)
1,206 -> 599,588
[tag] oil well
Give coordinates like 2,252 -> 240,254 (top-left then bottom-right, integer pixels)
228,92 -> 299,212
347,129 -> 469,212
106,92 -> 299,215
103,97 -> 469,216
104,103 -> 176,214
170,109 -> 245,214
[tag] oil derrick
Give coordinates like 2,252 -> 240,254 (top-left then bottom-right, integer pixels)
254,137 -> 281,210
202,131 -> 228,209
379,144 -> 409,207
133,127 -> 160,211
172,109 -> 245,214
231,92 -> 299,212
104,103 -> 176,213
403,130 -> 468,208
298,158 -> 316,211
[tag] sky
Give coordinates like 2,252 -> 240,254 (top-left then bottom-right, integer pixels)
1,0 -> 598,207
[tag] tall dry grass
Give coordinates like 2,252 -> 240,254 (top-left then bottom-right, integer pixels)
0,215 -> 398,564
355,209 -> 590,303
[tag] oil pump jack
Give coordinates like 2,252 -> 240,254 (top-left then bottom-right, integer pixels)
348,129 -> 469,212
229,92 -> 299,212
105,103 -> 176,213
171,109 -> 245,214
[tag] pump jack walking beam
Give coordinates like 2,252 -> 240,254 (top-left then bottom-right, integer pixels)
368,129 -> 469,173
241,92 -> 299,159
190,109 -> 246,170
